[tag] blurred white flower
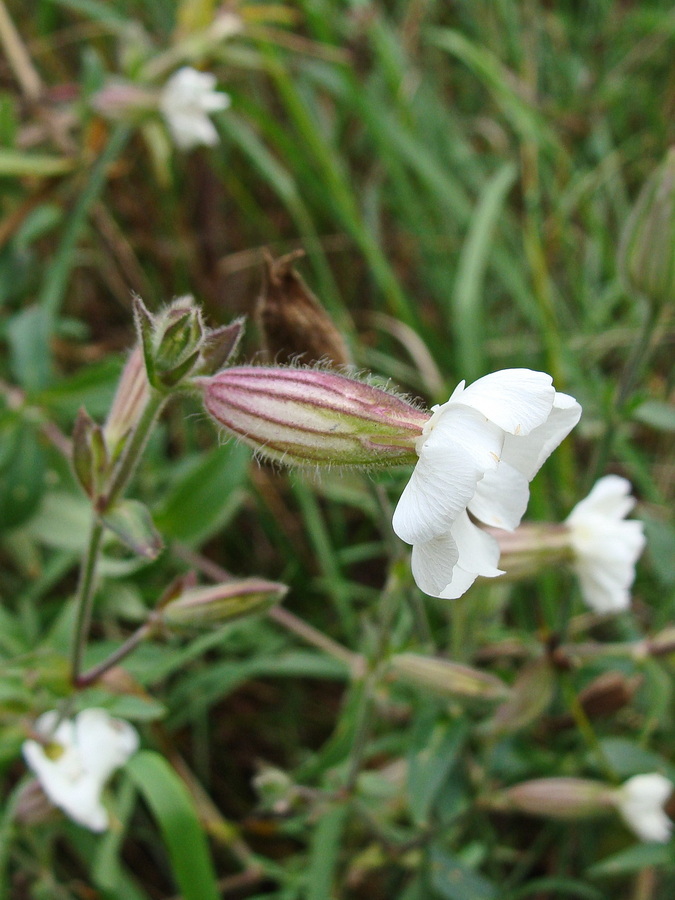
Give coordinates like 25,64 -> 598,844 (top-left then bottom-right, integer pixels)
615,773 -> 673,843
22,708 -> 139,832
159,67 -> 230,150
566,475 -> 645,613
392,369 -> 581,599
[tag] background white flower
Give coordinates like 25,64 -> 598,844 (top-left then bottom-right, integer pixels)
393,369 -> 581,599
565,475 -> 646,613
614,773 -> 673,842
23,708 -> 139,832
159,67 -> 230,150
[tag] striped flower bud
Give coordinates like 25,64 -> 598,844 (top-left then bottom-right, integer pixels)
162,578 -> 287,628
198,366 -> 429,467
496,777 -> 615,820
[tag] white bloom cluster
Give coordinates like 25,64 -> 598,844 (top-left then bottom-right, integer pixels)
566,475 -> 646,613
160,67 -> 230,150
23,708 -> 139,832
393,369 -> 581,599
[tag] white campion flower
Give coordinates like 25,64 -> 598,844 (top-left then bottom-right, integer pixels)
565,475 -> 646,614
159,66 -> 230,150
392,369 -> 581,599
614,773 -> 673,843
22,708 -> 139,832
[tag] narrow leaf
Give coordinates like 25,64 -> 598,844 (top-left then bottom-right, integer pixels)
102,499 -> 164,559
125,751 -> 219,900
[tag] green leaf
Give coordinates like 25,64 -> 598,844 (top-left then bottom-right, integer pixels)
506,877 -> 605,899
598,738 -> 675,781
451,162 -> 517,380
407,718 -> 468,827
429,848 -> 497,900
306,805 -> 349,900
102,499 -> 164,559
0,148 -> 74,176
125,751 -> 220,900
153,441 -> 250,545
587,842 -> 672,878
633,399 -> 675,432
0,422 -> 45,531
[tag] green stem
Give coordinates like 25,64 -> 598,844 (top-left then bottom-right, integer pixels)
103,389 -> 166,510
70,519 -> 104,683
71,389 -> 167,684
75,621 -> 155,688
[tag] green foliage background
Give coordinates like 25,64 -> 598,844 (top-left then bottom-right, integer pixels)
0,0 -> 674,897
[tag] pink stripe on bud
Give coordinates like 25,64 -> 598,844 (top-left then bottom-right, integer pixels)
199,366 -> 429,467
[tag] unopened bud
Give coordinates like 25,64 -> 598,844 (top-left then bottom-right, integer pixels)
548,671 -> 642,732
134,295 -> 205,390
91,81 -> 159,121
257,250 -> 351,367
646,626 -> 675,658
199,366 -> 429,467
481,658 -> 555,737
104,346 -> 150,458
389,653 -> 510,701
72,407 -> 109,499
619,147 -> 675,308
162,577 -> 287,627
252,765 -> 297,815
496,777 -> 614,820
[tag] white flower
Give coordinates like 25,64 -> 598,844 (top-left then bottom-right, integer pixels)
392,369 -> 581,599
615,773 -> 673,842
22,708 -> 139,832
159,67 -> 230,150
565,475 -> 646,613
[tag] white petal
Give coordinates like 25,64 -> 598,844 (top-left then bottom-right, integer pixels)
498,392 -> 581,481
393,406 -> 503,545
439,512 -> 503,599
468,460 -> 531,529
452,369 -> 555,435
75,709 -> 139,784
23,739 -> 109,832
411,531 -> 460,597
410,512 -> 502,599
22,708 -> 139,833
566,477 -> 645,614
618,774 -> 673,842
567,475 -> 636,524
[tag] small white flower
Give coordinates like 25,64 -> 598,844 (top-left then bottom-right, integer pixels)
159,66 -> 230,150
392,369 -> 581,599
565,475 -> 645,613
615,773 -> 673,843
22,708 -> 139,832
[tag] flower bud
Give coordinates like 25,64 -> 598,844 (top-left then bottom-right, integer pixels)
496,777 -> 614,820
72,406 -> 109,499
104,346 -> 150,458
162,578 -> 288,628
199,366 -> 429,467
389,653 -> 510,701
619,147 -> 675,308
134,295 -> 205,390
